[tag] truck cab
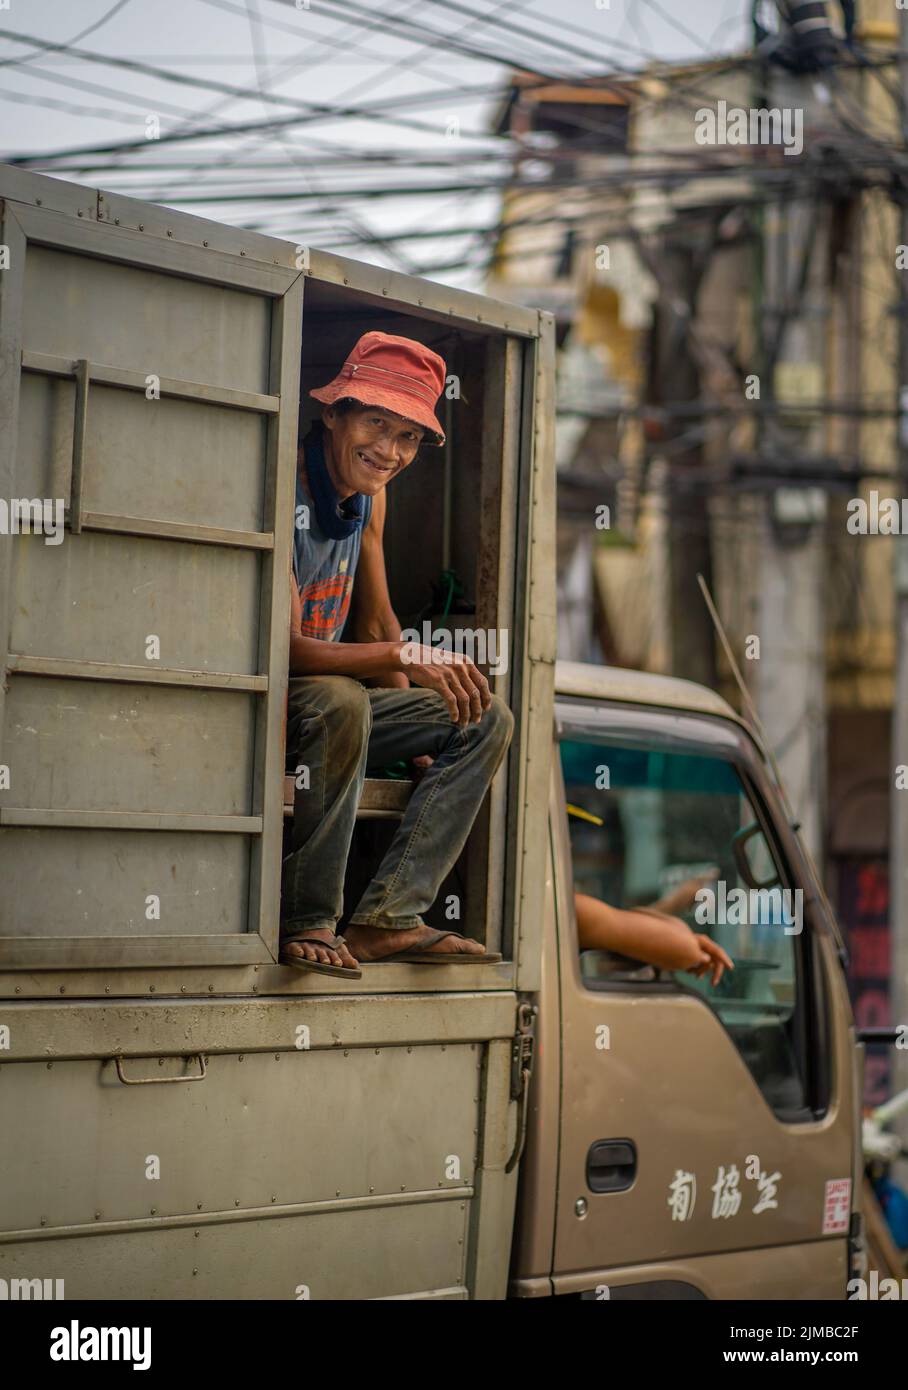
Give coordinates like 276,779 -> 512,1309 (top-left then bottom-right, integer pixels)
512,662 -> 861,1300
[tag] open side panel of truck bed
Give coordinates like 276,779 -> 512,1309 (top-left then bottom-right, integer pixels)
0,187 -> 303,969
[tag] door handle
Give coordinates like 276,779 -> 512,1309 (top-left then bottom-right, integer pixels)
114,1054 -> 207,1085
587,1138 -> 636,1193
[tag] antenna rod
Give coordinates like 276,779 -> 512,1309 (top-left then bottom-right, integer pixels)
695,571 -> 794,820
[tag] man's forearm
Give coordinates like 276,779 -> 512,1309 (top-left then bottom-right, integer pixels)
351,610 -> 409,688
290,633 -> 402,679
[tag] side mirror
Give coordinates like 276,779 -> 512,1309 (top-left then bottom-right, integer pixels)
733,821 -> 780,891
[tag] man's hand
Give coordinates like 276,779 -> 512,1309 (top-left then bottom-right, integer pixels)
686,934 -> 734,987
396,642 -> 491,726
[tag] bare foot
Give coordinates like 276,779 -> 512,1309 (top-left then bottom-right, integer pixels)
282,928 -> 359,970
344,922 -> 487,963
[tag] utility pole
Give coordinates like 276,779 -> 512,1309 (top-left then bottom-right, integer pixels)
890,0 -> 908,1149
754,13 -> 828,866
645,232 -> 717,688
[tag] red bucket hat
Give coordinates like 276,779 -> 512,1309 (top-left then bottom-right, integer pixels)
310,331 -> 447,446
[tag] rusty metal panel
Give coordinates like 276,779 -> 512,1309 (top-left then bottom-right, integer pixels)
0,990 -> 515,1297
23,243 -> 272,395
17,374 -> 269,532
3,677 -> 255,816
0,1201 -> 470,1300
0,829 -> 249,939
0,1043 -> 480,1234
10,531 -> 261,675
0,176 -> 302,972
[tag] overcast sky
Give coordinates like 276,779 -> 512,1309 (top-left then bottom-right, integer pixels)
0,0 -> 751,284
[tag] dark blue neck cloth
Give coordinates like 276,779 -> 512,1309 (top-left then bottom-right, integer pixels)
304,425 -> 367,541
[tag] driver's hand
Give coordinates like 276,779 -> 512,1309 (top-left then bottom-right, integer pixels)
687,935 -> 734,987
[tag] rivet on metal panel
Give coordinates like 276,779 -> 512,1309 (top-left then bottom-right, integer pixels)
407,1046 -> 412,1053
14,986 -> 20,994
46,1062 -> 52,1069
104,986 -> 110,994
158,1058 -> 164,1067
418,299 -> 423,306
336,1189 -> 340,1197
195,1230 -> 200,1236
400,1186 -> 406,1192
35,198 -> 42,206
197,1203 -> 203,1210
149,986 -> 155,994
382,288 -> 387,295
181,986 -> 186,994
370,1186 -> 375,1194
238,1055 -> 244,1062
94,1212 -> 101,1220
241,250 -> 246,256
139,224 -> 144,231
150,1208 -> 156,1215
343,1050 -> 349,1057
343,278 -> 349,285
167,230 -> 173,237
274,1054 -> 280,1061
252,985 -> 258,993
77,210 -> 83,217
40,1217 -> 46,1226
235,1199 -> 240,1207
59,986 -> 65,994
193,1268 -> 198,1276
203,240 -> 209,247
208,985 -> 214,993
374,1049 -> 380,1055
114,218 -> 120,226
271,1196 -> 276,1204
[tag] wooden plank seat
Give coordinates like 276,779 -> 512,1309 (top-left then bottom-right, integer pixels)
283,774 -> 413,820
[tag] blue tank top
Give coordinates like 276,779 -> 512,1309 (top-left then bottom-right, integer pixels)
292,426 -> 373,642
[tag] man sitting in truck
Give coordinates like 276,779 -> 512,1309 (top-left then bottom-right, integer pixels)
280,330 -> 513,978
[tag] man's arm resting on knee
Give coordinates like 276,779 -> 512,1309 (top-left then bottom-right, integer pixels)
289,572 -> 489,725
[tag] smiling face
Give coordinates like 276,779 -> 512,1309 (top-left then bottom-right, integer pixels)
321,401 -> 425,498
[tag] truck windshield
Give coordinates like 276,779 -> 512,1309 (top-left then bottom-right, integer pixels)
559,728 -> 810,1118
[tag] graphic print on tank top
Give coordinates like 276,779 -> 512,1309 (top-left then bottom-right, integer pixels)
292,427 -> 373,642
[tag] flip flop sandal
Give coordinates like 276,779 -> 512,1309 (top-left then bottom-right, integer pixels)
280,933 -> 362,979
376,928 -> 502,965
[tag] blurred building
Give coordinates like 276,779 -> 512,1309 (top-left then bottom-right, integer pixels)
486,0 -> 903,1106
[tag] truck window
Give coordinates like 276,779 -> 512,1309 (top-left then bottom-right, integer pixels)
560,734 -> 810,1119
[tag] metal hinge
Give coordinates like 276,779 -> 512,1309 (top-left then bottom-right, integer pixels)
505,1001 -> 538,1174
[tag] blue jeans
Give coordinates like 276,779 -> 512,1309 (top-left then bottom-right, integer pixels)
280,676 -> 514,937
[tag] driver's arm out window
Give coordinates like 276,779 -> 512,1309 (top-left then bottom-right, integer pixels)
560,733 -> 811,1119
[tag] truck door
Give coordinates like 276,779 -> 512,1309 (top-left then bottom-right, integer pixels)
549,696 -> 856,1299
0,178 -> 302,967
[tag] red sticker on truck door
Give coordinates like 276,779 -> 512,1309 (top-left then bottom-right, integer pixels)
822,1178 -> 852,1234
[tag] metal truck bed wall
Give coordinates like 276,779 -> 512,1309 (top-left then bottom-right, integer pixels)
0,166 -> 556,1298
